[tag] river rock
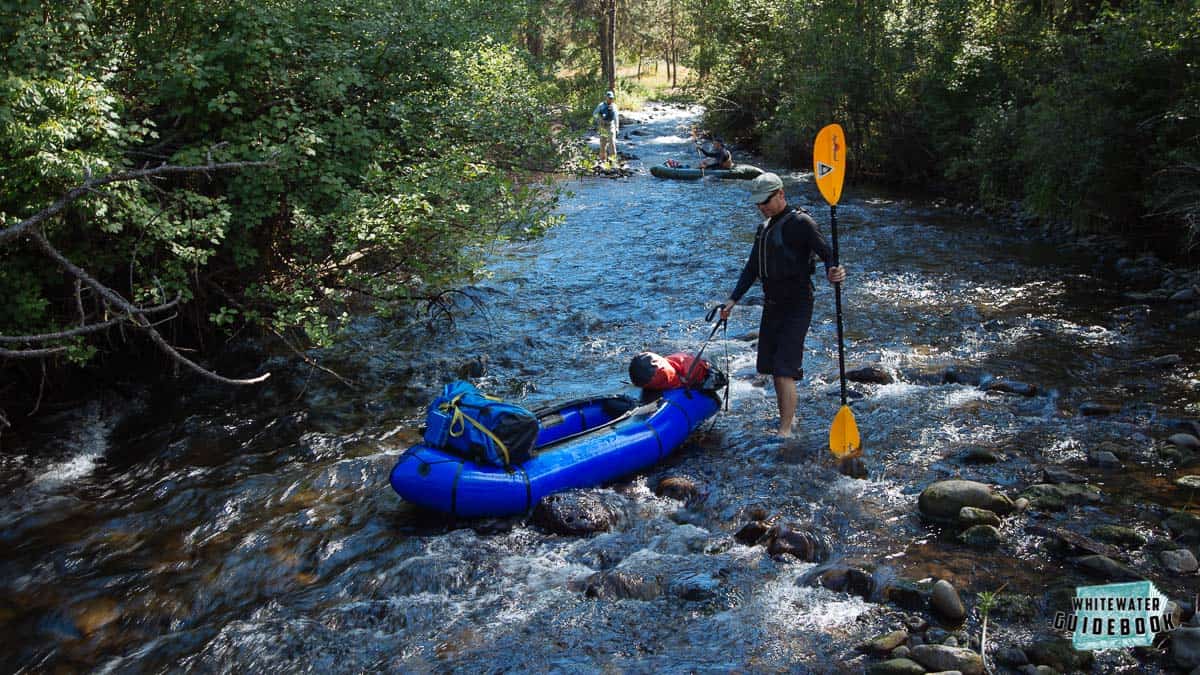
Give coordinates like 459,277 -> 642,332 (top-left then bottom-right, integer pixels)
1042,466 -> 1087,484
1018,483 -> 1102,511
1088,450 -> 1122,469
765,523 -> 828,562
1162,549 -> 1200,574
655,474 -> 705,505
856,629 -> 909,655
1147,353 -> 1184,367
984,379 -> 1038,397
918,480 -> 1015,523
1071,554 -> 1144,581
1164,511 -> 1200,543
816,566 -> 875,599
1079,401 -> 1121,416
931,579 -> 967,624
1170,434 -> 1200,451
943,367 -> 985,386
839,456 -> 869,479
533,491 -> 619,536
994,646 -> 1030,667
73,597 -> 120,635
958,524 -> 1002,547
1173,626 -> 1200,669
909,644 -> 984,675
666,571 -> 722,601
956,447 -> 1005,464
582,569 -> 661,600
885,579 -> 931,611
958,506 -> 1002,527
735,520 -> 771,546
867,658 -> 926,675
846,366 -> 894,384
1084,524 -> 1143,550
1026,638 -> 1094,672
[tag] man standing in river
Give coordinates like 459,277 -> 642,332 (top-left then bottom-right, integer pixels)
719,172 -> 846,438
592,90 -> 619,167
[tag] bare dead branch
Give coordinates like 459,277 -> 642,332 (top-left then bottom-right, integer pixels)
0,346 -> 69,358
30,229 -> 269,385
75,279 -> 86,327
0,155 -> 275,247
0,293 -> 181,344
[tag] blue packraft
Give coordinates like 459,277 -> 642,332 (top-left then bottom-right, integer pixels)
423,381 -> 539,468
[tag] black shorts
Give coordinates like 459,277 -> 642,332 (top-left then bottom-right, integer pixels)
756,298 -> 814,379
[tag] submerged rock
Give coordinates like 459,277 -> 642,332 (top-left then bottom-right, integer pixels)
1025,638 -> 1094,672
734,520 -> 771,546
1071,554 -> 1143,581
1089,525 -> 1147,549
655,474 -> 706,505
814,565 -> 875,600
533,491 -> 620,536
1019,483 -> 1102,511
582,569 -> 661,600
958,524 -> 1002,547
984,379 -> 1038,397
846,366 -> 894,384
856,629 -> 909,655
765,523 -> 828,562
1079,401 -> 1121,416
1042,466 -> 1087,484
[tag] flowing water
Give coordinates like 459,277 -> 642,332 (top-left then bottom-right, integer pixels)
2,105 -> 1199,673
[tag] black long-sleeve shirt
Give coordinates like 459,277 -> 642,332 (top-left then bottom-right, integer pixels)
730,208 -> 833,305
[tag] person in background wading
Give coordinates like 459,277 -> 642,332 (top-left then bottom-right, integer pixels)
718,172 -> 846,438
592,90 -> 619,167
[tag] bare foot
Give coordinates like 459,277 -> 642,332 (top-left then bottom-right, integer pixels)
776,429 -> 793,439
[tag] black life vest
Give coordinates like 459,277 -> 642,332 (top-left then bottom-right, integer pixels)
599,102 -> 615,122
756,208 -> 818,281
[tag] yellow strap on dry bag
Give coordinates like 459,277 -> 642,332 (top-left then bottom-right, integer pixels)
441,393 -> 511,466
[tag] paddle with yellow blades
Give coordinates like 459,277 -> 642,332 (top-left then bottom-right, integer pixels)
814,124 -> 861,459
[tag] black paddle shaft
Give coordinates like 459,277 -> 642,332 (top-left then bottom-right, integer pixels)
683,306 -> 725,387
831,205 -> 848,405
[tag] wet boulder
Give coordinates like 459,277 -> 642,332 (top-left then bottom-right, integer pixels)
1025,638 -> 1094,672
958,506 -> 1001,528
918,480 -> 1015,524
1018,483 -> 1102,511
955,447 -> 1006,464
838,456 -> 869,478
884,579 -> 931,611
655,474 -> 706,506
666,571 -> 723,601
1172,626 -> 1200,670
1162,510 -> 1200,543
1071,555 -> 1144,581
734,520 -> 771,546
856,629 -> 909,655
958,524 -> 1002,547
909,644 -> 984,675
983,379 -> 1038,397
1169,433 -> 1200,451
582,569 -> 661,600
1078,401 -> 1121,416
943,367 -> 985,386
1089,525 -> 1147,549
846,366 -> 894,385
1042,466 -> 1087,484
866,658 -> 925,675
533,491 -> 620,536
813,565 -> 876,600
765,523 -> 829,562
1161,549 -> 1199,574
930,579 -> 966,624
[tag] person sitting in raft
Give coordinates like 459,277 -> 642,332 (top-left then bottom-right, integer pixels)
629,351 -> 709,401
696,137 -> 733,170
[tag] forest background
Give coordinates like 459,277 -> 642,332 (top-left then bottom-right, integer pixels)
1,0 -> 1196,426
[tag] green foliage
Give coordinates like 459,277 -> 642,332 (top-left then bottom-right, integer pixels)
1,0 -> 572,365
695,0 -> 1200,248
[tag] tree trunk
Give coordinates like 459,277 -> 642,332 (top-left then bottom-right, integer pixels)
598,0 -> 617,91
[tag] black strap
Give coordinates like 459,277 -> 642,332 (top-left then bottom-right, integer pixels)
450,461 -> 464,516
643,419 -> 665,459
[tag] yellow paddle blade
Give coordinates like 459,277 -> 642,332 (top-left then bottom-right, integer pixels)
813,124 -> 847,206
829,405 -> 861,458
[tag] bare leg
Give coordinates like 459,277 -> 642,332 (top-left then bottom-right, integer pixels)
774,375 -> 797,437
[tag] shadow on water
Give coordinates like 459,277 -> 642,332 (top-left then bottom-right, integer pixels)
1,103 -> 1199,672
